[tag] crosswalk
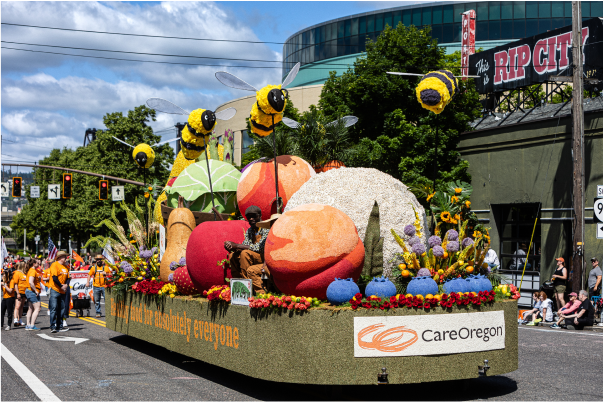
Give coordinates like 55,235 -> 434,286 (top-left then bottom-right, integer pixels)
40,302 -> 106,327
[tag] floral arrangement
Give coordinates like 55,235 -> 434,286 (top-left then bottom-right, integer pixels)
494,283 -> 520,300
203,285 -> 231,302
247,293 -> 322,311
131,278 -> 167,295
348,291 -> 496,310
159,283 -> 178,298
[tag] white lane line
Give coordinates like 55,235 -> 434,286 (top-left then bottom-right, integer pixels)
1,343 -> 61,401
519,327 -> 603,337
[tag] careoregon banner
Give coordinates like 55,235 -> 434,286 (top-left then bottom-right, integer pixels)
354,311 -> 505,357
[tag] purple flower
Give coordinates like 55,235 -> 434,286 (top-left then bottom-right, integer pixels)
407,236 -> 420,246
446,241 -> 459,253
168,273 -> 174,282
417,268 -> 431,277
432,245 -> 445,258
412,242 -> 426,256
428,235 -> 442,247
169,261 -> 178,271
139,250 -> 153,259
446,229 -> 459,241
461,237 -> 474,248
120,261 -> 133,274
178,257 -> 186,266
403,224 -> 416,237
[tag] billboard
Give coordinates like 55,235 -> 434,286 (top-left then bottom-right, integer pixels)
469,18 -> 603,94
461,10 -> 476,81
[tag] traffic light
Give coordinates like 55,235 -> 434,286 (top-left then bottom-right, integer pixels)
99,180 -> 109,200
62,173 -> 72,199
12,177 -> 22,197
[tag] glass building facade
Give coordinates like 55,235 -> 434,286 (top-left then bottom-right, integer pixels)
282,1 -> 603,86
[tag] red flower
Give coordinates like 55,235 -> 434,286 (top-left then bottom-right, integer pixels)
354,293 -> 362,299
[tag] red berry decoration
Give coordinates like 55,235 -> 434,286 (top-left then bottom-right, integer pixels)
173,266 -> 198,295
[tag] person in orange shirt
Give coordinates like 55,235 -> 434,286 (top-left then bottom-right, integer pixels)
2,268 -> 17,330
12,261 -> 28,327
86,254 -> 113,318
25,260 -> 43,331
48,251 -> 70,333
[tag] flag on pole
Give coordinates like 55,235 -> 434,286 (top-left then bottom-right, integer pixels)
102,242 -> 115,265
1,238 -> 8,262
48,236 -> 57,260
71,250 -> 84,264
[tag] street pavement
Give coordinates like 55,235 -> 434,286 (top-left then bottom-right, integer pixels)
2,296 -> 602,401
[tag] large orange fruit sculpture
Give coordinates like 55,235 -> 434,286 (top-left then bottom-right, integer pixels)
237,155 -> 315,221
265,204 -> 365,299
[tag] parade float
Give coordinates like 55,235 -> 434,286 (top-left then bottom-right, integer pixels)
99,68 -> 518,385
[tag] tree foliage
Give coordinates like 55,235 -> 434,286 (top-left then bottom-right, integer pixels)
318,24 -> 482,193
11,105 -> 174,252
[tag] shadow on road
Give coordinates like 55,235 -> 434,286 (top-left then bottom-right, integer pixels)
109,335 -> 517,401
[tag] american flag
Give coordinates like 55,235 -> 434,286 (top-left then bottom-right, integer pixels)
48,236 -> 57,260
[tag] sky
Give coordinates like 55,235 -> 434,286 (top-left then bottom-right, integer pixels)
1,0 -> 424,170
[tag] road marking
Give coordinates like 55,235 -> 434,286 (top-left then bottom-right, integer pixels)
1,343 -> 61,401
37,334 -> 89,344
519,326 -> 603,337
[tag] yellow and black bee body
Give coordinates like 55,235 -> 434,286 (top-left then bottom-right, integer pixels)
415,69 -> 458,114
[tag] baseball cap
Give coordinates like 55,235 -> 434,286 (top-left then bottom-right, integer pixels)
591,257 -> 598,262
555,257 -> 564,263
569,292 -> 578,297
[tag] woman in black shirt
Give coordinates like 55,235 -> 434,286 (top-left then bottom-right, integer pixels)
551,257 -> 567,311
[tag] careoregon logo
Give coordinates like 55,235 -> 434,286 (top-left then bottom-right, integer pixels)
357,324 -> 418,353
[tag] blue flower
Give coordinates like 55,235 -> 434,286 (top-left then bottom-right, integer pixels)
407,236 -> 420,246
178,257 -> 186,266
168,273 -> 174,282
120,261 -> 133,274
139,250 -> 153,259
169,261 -> 178,271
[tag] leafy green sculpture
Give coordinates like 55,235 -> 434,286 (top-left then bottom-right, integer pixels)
362,201 -> 383,278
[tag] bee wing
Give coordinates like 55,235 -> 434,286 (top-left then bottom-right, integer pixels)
326,116 -> 358,128
453,75 -> 480,78
386,72 -> 425,77
215,107 -> 236,121
281,117 -> 300,129
281,62 -> 300,88
154,138 -> 180,147
215,72 -> 257,92
112,136 -> 135,148
146,98 -> 190,115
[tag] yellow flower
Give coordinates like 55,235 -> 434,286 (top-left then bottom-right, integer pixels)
454,214 -> 460,220
148,186 -> 153,191
451,196 -> 459,203
170,294 -> 175,298
474,231 -> 483,238
426,193 -> 435,202
144,193 -> 150,198
455,188 -> 462,194
130,240 -> 136,243
441,211 -> 451,222
465,200 -> 471,208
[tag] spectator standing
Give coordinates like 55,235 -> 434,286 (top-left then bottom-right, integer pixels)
551,257 -> 568,311
2,268 -> 16,330
563,290 -> 595,329
12,261 -> 28,327
587,258 -> 602,300
25,260 -> 42,331
551,292 -> 581,329
86,254 -> 112,318
48,251 -> 70,333
61,261 -> 72,330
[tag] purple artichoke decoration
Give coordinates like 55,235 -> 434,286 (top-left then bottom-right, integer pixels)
461,237 -> 474,248
446,241 -> 460,253
121,261 -> 133,274
417,268 -> 431,277
446,229 -> 459,241
412,242 -> 426,256
403,224 -> 416,237
169,261 -> 178,271
432,245 -> 445,258
168,273 -> 174,282
139,249 -> 153,259
178,257 -> 186,266
428,235 -> 442,247
407,236 -> 420,246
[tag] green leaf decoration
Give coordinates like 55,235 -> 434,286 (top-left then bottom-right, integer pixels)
362,201 -> 384,278
166,160 -> 241,213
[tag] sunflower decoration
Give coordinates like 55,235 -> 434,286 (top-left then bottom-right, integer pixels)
416,70 -> 458,114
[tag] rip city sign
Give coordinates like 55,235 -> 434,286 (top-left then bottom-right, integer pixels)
469,17 -> 603,94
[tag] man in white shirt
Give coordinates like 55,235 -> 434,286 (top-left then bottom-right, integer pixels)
483,249 -> 499,272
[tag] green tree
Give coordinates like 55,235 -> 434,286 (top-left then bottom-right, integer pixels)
318,24 -> 481,192
11,105 -> 174,252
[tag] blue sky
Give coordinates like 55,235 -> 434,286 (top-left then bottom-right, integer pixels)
1,1 -> 423,167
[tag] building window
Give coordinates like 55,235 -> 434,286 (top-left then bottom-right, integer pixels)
539,1 -> 551,18
454,3 -> 464,22
393,11 -> 402,28
582,1 -> 590,18
359,16 -> 366,35
477,21 -> 489,41
375,13 -> 384,31
489,2 -> 501,20
412,8 -> 421,26
497,204 -> 541,272
490,20 -> 501,40
431,25 -> 443,43
514,1 -> 526,19
539,18 -> 551,33
338,21 -> 345,39
592,2 -> 603,17
345,19 -> 351,37
551,18 -> 564,30
403,9 -> 412,26
383,12 -> 392,29
422,7 -> 431,26
564,1 -> 572,17
351,17 -> 359,36
432,6 -> 442,24
453,22 -> 461,42
241,130 -> 254,155
443,23 -> 453,42
513,19 -> 526,38
526,1 -> 539,18
443,5 -> 453,23
477,3 -> 488,21
501,20 -> 513,39
367,14 -> 375,32
501,2 -> 513,19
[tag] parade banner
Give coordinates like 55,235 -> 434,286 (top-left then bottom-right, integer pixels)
469,17 -> 603,94
354,311 -> 505,357
69,270 -> 93,299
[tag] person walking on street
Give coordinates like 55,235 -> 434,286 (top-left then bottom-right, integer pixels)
48,251 -> 70,333
12,261 -> 28,327
551,257 -> 568,311
61,260 -> 72,330
588,258 -> 602,300
25,260 -> 43,331
86,254 -> 112,318
2,268 -> 16,330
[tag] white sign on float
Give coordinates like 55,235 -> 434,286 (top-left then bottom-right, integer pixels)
30,186 -> 40,198
0,182 -> 9,197
354,311 -> 505,357
159,224 -> 166,260
112,186 -> 124,202
230,279 -> 252,306
48,184 -> 60,199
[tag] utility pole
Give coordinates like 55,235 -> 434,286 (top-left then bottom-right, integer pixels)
571,1 -> 584,293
